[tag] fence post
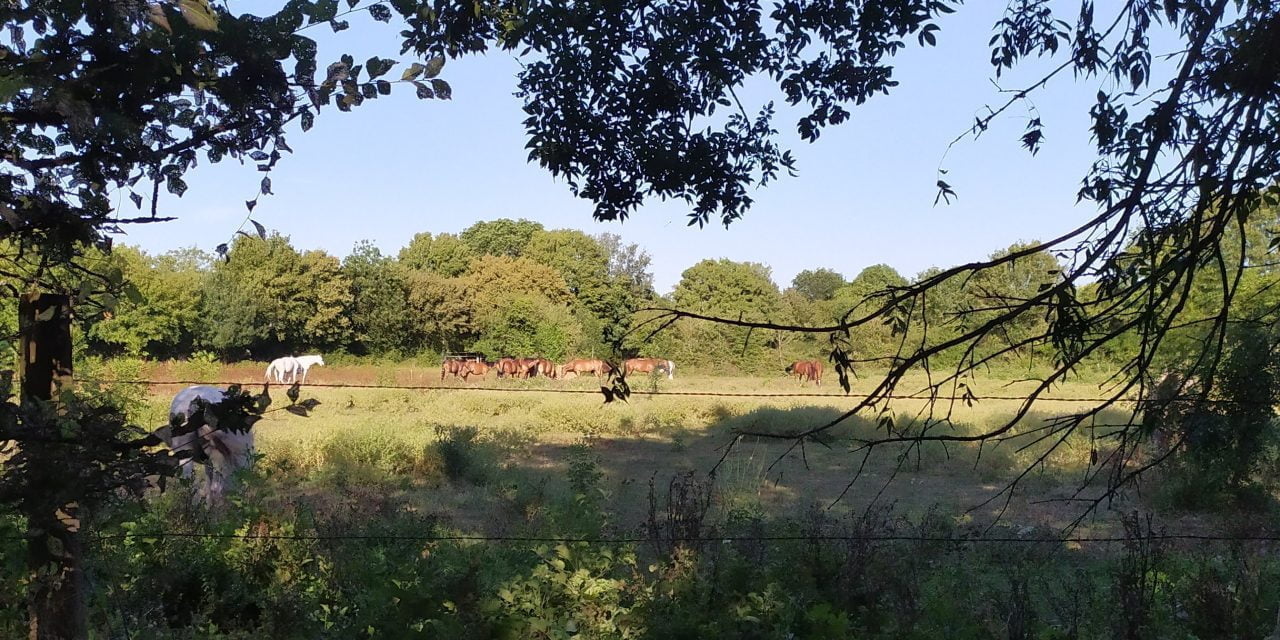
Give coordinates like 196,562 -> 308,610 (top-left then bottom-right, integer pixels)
19,293 -> 86,640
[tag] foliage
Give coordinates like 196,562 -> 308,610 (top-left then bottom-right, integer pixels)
398,232 -> 474,277
471,295 -> 582,361
343,241 -> 416,355
460,218 -> 544,258
665,259 -> 785,372
200,234 -> 353,358
404,269 -> 475,353
526,229 -> 614,315
791,268 -> 845,302
87,246 -> 207,358
1164,324 -> 1280,502
596,233 -> 655,300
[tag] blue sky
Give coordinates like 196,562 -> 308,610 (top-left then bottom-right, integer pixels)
123,3 -> 1139,294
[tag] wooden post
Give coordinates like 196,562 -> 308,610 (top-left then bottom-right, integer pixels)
19,293 -> 73,400
19,293 -> 86,640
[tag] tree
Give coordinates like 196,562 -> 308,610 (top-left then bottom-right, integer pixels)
199,235 -> 351,357
668,260 -> 784,372
398,232 -> 474,277
673,259 -> 782,319
87,246 -> 208,358
471,295 -> 583,360
404,270 -> 475,354
791,268 -> 845,302
344,241 -> 415,355
459,219 -> 544,258
524,229 -> 613,313
596,233 -> 655,299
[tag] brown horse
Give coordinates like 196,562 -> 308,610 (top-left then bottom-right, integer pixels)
441,357 -> 473,381
443,357 -> 489,381
494,357 -> 521,378
513,358 -> 541,379
785,360 -> 822,386
623,357 -> 675,379
464,360 -> 490,380
534,358 -> 557,379
562,358 -> 608,378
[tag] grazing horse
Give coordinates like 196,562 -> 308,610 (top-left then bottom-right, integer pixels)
562,358 -> 608,378
494,357 -> 521,378
464,359 -> 491,380
293,354 -> 325,383
513,358 -> 541,379
785,360 -> 823,386
441,357 -> 474,381
158,386 -> 256,505
266,356 -> 300,384
535,358 -> 557,379
624,357 -> 674,380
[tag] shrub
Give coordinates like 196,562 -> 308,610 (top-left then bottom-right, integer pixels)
435,425 -> 495,485
175,350 -> 222,382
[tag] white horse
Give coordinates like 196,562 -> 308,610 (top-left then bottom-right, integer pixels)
293,354 -> 325,383
157,386 -> 256,505
265,356 -> 300,384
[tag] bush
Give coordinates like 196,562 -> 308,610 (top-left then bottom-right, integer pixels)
434,425 -> 496,485
1158,325 -> 1280,507
175,350 -> 222,382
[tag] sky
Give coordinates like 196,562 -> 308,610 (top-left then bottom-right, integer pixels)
122,3 -> 1143,294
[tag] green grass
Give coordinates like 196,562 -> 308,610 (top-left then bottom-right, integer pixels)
129,369 -> 1144,532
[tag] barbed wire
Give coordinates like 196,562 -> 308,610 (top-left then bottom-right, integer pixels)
77,377 -> 1160,403
7,530 -> 1278,545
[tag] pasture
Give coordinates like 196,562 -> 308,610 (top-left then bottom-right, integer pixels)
125,363 -> 1175,533
3,359 -> 1269,638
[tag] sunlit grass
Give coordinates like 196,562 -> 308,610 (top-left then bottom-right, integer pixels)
126,365 -> 1129,528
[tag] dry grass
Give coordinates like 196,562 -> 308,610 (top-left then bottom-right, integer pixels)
120,362 -> 1157,533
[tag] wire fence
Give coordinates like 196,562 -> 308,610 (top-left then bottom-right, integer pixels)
2,529 -> 1280,545
78,377 -> 1145,403
6,530 -> 1280,545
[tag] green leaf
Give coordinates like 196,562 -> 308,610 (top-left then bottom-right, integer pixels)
123,283 -> 144,304
365,56 -> 397,80
430,79 -> 451,100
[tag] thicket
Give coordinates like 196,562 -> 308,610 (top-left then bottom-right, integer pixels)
2,442 -> 1277,639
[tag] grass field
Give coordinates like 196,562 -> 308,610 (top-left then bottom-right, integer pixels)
120,362 -> 1167,535
12,360 -> 1272,638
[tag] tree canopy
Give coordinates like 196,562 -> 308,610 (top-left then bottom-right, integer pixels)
791,269 -> 845,302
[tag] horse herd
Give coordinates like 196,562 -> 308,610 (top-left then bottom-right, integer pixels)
443,355 -> 826,385
440,356 -> 676,382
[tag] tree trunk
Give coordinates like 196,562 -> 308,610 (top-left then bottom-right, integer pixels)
19,293 -> 86,640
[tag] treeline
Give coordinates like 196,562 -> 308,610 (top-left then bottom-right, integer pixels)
4,207 -> 1276,375
0,217 -> 1103,373
53,219 -> 659,363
